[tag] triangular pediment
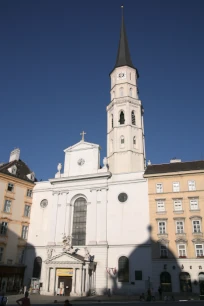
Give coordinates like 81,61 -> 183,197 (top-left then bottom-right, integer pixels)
64,141 -> 100,152
45,252 -> 84,264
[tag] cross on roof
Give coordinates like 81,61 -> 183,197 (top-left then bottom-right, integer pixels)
80,131 -> 86,142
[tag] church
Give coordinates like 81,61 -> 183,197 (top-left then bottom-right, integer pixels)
24,11 -> 151,296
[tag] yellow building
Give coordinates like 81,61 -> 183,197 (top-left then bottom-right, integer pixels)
144,159 -> 204,295
0,148 -> 35,293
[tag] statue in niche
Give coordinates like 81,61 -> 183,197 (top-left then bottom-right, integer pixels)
62,234 -> 73,252
47,248 -> 54,259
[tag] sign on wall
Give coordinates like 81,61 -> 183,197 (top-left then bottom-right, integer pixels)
56,269 -> 73,276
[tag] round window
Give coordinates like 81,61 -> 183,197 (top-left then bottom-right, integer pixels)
40,199 -> 48,208
118,193 -> 128,203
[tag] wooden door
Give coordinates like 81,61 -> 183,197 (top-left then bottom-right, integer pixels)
58,276 -> 72,296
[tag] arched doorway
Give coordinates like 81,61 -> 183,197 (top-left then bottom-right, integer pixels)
199,273 -> 204,295
180,272 -> 192,292
160,272 -> 172,292
32,257 -> 42,279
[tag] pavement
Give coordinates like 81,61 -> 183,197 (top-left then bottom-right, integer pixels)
5,293 -> 203,305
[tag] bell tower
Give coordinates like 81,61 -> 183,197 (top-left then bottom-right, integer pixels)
107,7 -> 146,174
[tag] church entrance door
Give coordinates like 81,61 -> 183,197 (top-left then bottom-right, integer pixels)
58,276 -> 72,296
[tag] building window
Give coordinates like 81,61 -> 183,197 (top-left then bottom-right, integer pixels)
7,183 -> 14,192
173,182 -> 180,192
133,136 -> 136,146
27,189 -> 32,197
160,245 -> 168,258
0,222 -> 8,235
135,270 -> 142,280
188,180 -> 196,191
157,200 -> 165,212
193,220 -> 201,233
158,221 -> 166,234
111,114 -> 113,128
174,199 -> 182,211
119,87 -> 124,97
178,244 -> 186,257
190,198 -> 199,210
120,136 -> 125,148
160,272 -> 172,292
11,166 -> 17,175
195,244 -> 204,257
129,88 -> 133,97
176,221 -> 184,234
21,225 -> 28,239
72,197 -> 87,246
24,205 -> 31,217
131,111 -> 136,125
118,256 -> 129,282
32,257 -> 42,278
18,249 -> 25,264
156,183 -> 163,193
180,272 -> 192,292
4,200 -> 11,213
0,247 -> 3,262
119,111 -> 125,125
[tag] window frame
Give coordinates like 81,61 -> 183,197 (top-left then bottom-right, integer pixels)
174,199 -> 183,211
0,222 -> 8,235
190,198 -> 199,210
72,197 -> 87,246
27,189 -> 32,198
21,225 -> 29,240
7,183 -> 14,192
173,182 -> 180,192
160,244 -> 168,258
24,205 -> 31,218
158,221 -> 166,234
4,199 -> 12,213
156,183 -> 163,193
192,220 -> 201,233
178,244 -> 187,257
0,247 -> 4,262
176,221 -> 184,234
118,256 -> 129,282
131,110 -> 136,125
188,180 -> 196,191
156,200 -> 165,212
195,244 -> 204,257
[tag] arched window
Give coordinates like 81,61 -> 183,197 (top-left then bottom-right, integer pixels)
72,197 -> 87,246
111,114 -> 113,128
119,87 -> 124,97
129,88 -> 133,97
119,111 -> 125,125
32,257 -> 42,279
180,272 -> 192,292
160,272 -> 172,292
131,111 -> 136,125
120,136 -> 125,148
118,256 -> 129,282
133,136 -> 136,146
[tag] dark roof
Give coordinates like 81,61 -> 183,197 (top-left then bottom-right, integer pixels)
144,160 -> 204,176
112,11 -> 139,77
0,159 -> 36,183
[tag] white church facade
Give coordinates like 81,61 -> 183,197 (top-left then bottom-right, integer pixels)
24,11 -> 151,296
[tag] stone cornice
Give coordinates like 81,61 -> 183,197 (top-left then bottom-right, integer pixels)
49,172 -> 111,185
106,97 -> 141,111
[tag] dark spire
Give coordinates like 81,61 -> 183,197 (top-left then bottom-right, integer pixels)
113,6 -> 139,77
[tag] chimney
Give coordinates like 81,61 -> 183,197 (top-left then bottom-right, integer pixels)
147,160 -> 151,165
170,158 -> 181,163
9,148 -> 20,162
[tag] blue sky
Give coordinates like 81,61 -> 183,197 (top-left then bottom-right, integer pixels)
0,0 -> 204,180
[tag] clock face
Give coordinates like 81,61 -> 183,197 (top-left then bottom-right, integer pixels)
118,193 -> 128,203
40,199 -> 48,208
117,72 -> 126,80
78,158 -> 85,166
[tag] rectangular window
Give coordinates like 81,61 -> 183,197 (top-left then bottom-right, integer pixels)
188,180 -> 196,191
196,244 -> 204,257
160,245 -> 168,257
156,183 -> 163,193
176,221 -> 184,234
0,247 -> 3,262
193,220 -> 201,233
135,270 -> 142,280
24,205 -> 31,217
156,200 -> 165,212
190,198 -> 199,210
21,226 -> 28,239
174,199 -> 182,211
158,221 -> 166,234
26,189 -> 32,197
0,222 -> 8,235
178,244 -> 186,257
173,182 -> 180,192
7,183 -> 14,192
4,200 -> 11,213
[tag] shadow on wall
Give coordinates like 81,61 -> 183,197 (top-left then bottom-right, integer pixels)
107,225 -> 202,296
0,222 -> 36,294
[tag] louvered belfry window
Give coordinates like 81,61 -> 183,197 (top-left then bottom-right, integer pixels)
72,197 -> 87,246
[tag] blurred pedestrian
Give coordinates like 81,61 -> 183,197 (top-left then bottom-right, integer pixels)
16,291 -> 30,306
